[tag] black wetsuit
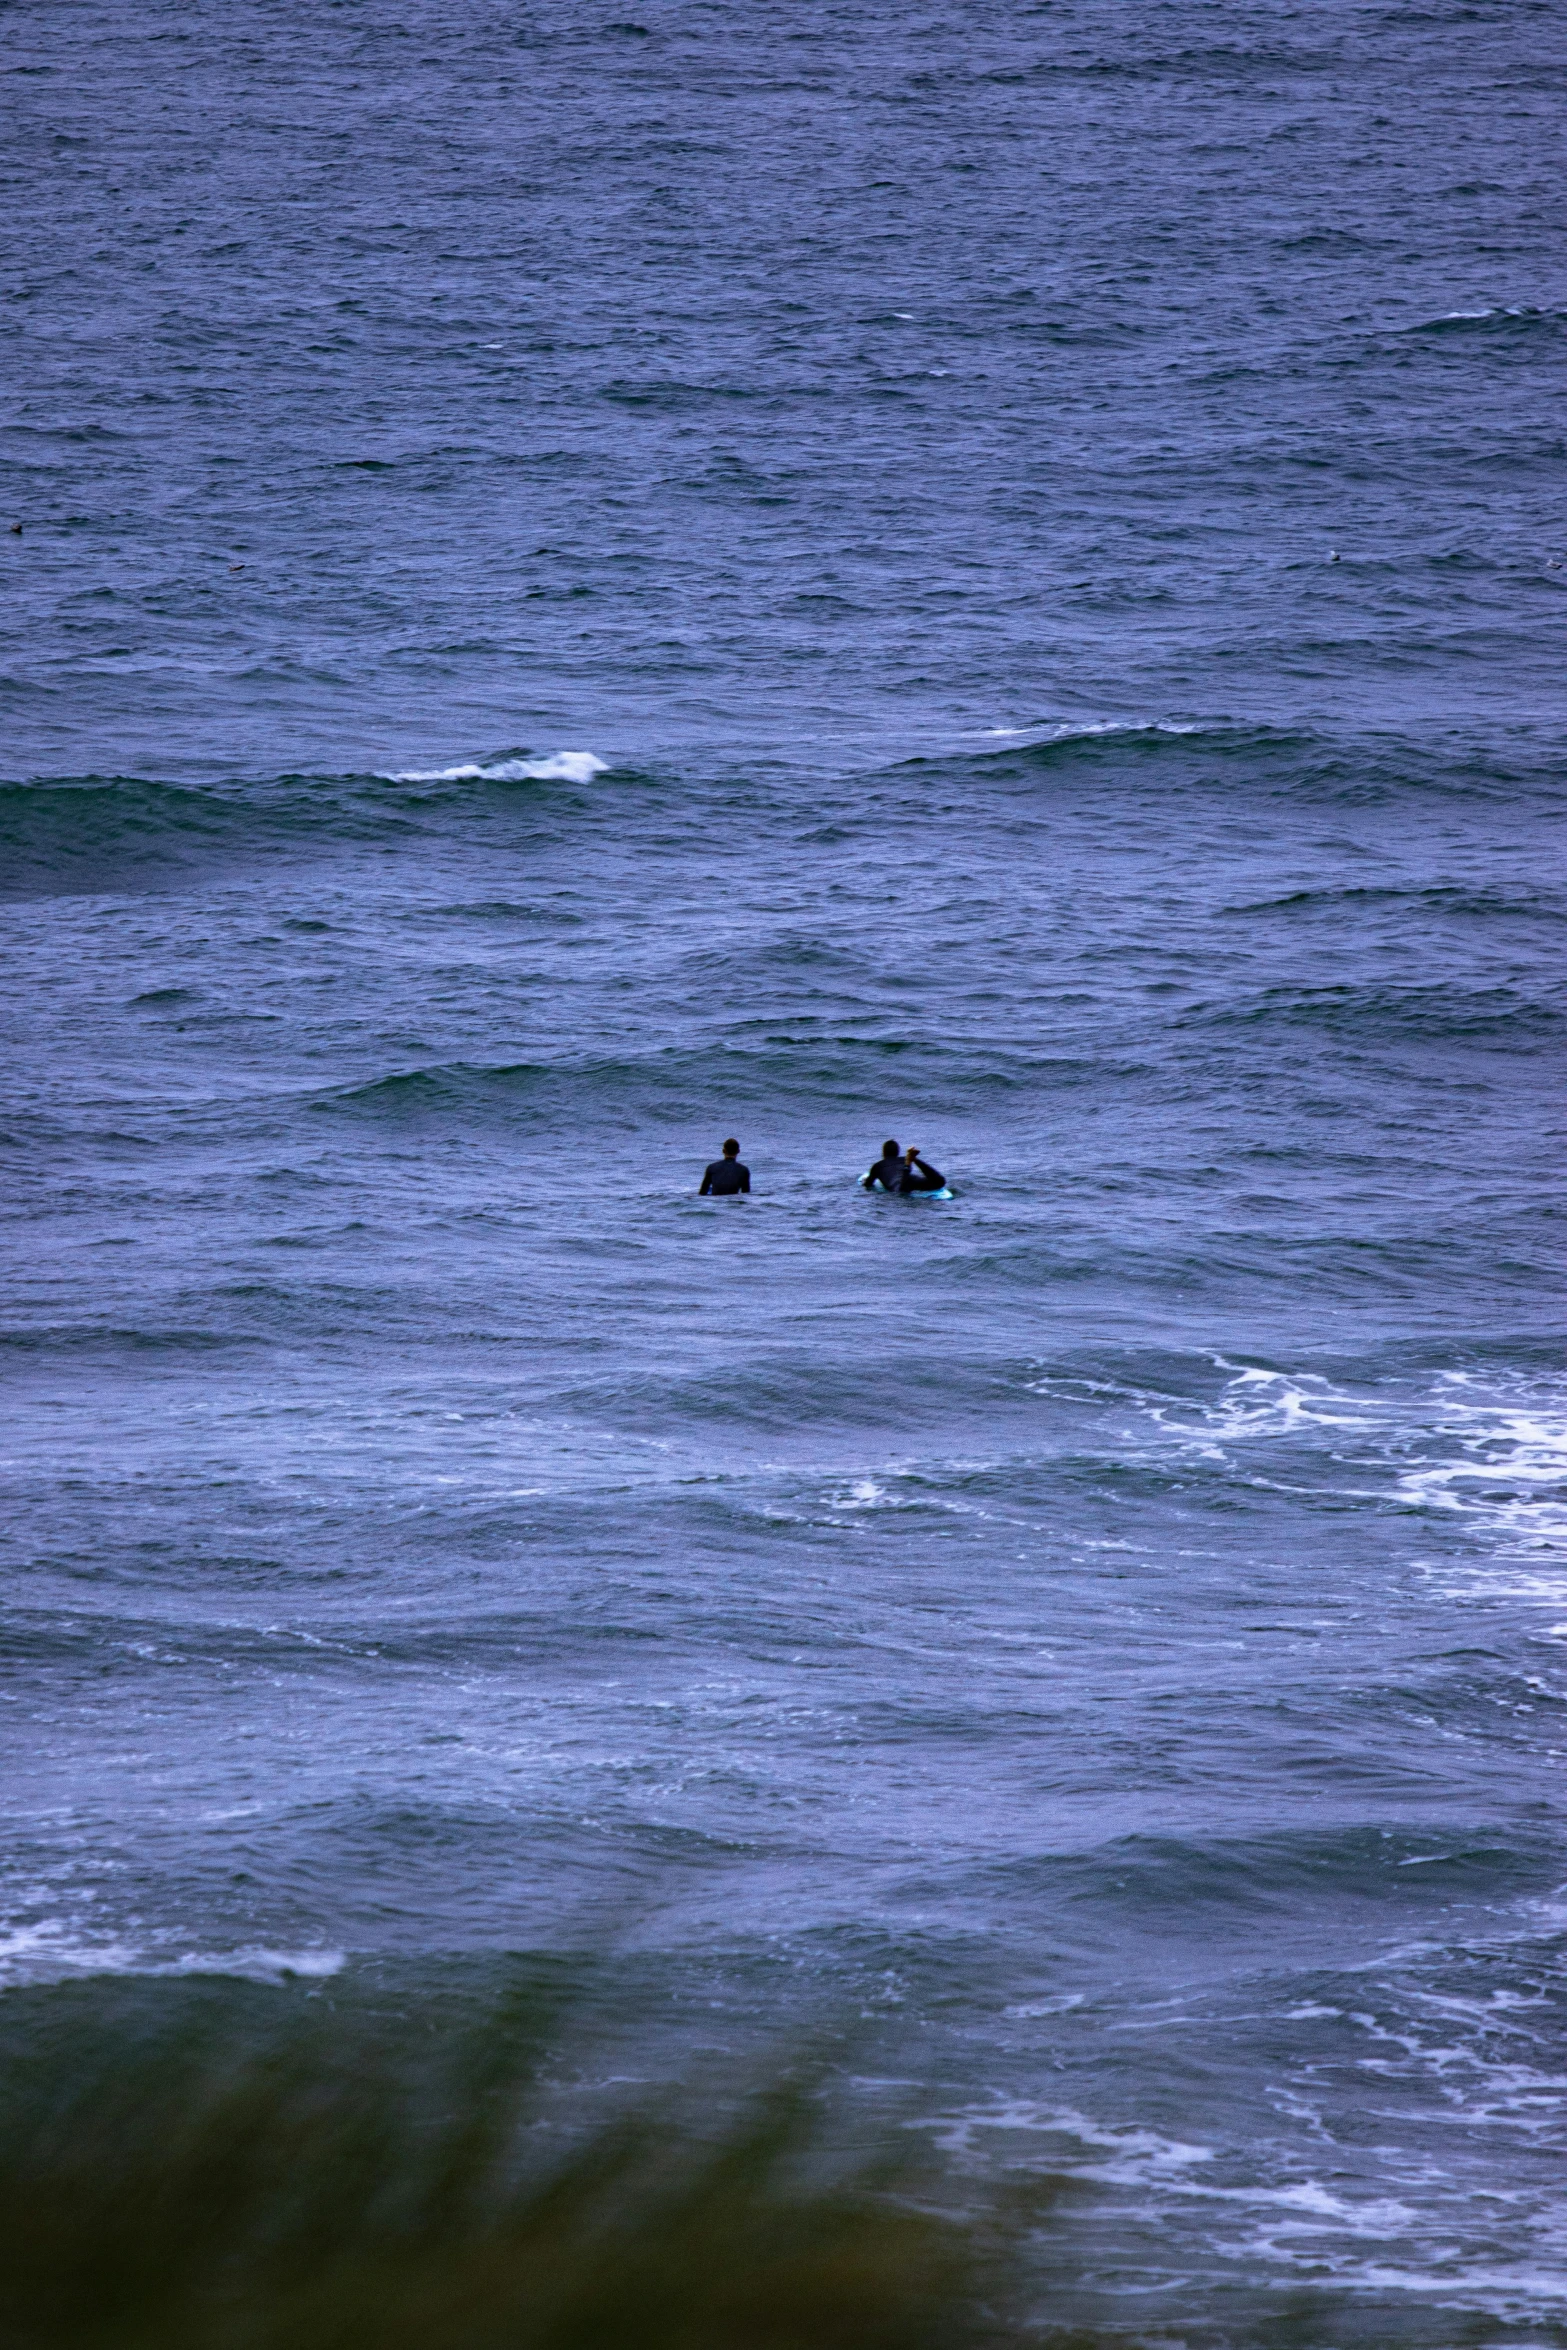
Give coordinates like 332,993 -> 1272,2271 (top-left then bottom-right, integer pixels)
863,1153 -> 904,1192
899,1158 -> 945,1193
700,1158 -> 750,1195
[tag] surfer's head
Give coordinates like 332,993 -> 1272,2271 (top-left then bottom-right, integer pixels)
722,1138 -> 740,1157
883,1140 -> 899,1160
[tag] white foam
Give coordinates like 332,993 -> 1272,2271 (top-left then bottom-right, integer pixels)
1392,1375 -> 1567,1555
0,1919 -> 346,1990
933,2096 -> 1215,2184
822,1467 -> 1003,1523
0,1920 -> 142,1987
974,718 -> 1208,744
1038,1360 -> 1567,1569
836,1476 -> 890,1509
162,1944 -> 347,1984
1433,304 -> 1557,322
387,749 -> 610,784
937,2016 -> 1567,2310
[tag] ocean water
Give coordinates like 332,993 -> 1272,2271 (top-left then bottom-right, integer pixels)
4,0 -> 1566,2340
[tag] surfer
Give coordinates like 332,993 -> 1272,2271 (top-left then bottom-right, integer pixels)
863,1140 -> 904,1192
899,1148 -> 946,1193
699,1138 -> 750,1195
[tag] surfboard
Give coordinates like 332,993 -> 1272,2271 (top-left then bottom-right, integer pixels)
861,1175 -> 954,1199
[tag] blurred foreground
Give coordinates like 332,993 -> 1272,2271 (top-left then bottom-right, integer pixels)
0,1970 -> 1053,2350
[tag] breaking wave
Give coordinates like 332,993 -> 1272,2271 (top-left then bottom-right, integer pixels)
386,750 -> 611,784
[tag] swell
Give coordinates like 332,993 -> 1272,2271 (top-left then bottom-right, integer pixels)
1172,979 -> 1564,1044
0,759 -> 623,899
1406,303 -> 1567,340
1222,881 -> 1566,924
307,1042 -> 1137,1127
294,971 -> 1562,1136
9,718 -> 1565,901
956,1821 -> 1557,1929
916,720 -> 1567,807
0,778 -> 273,899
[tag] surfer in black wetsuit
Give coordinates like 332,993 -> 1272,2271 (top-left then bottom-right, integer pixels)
699,1138 -> 750,1195
863,1140 -> 904,1192
899,1148 -> 945,1193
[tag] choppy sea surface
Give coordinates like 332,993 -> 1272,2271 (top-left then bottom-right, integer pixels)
4,0 -> 1565,2340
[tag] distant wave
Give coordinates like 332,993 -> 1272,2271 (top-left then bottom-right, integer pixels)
305,1038 -> 1116,1132
1224,881 -> 1564,922
929,719 -> 1567,807
975,718 -> 1208,742
386,750 -> 610,784
922,719 -> 1328,784
0,753 -> 612,896
4,729 -> 1559,909
1408,304 -> 1567,337
961,718 -> 1309,757
0,776 -> 258,899
1180,979 -> 1563,1044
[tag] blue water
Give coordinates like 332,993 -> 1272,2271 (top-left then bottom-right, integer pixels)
5,1 -> 1566,2338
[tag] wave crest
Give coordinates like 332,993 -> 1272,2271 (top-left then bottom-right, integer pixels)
387,750 -> 610,784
